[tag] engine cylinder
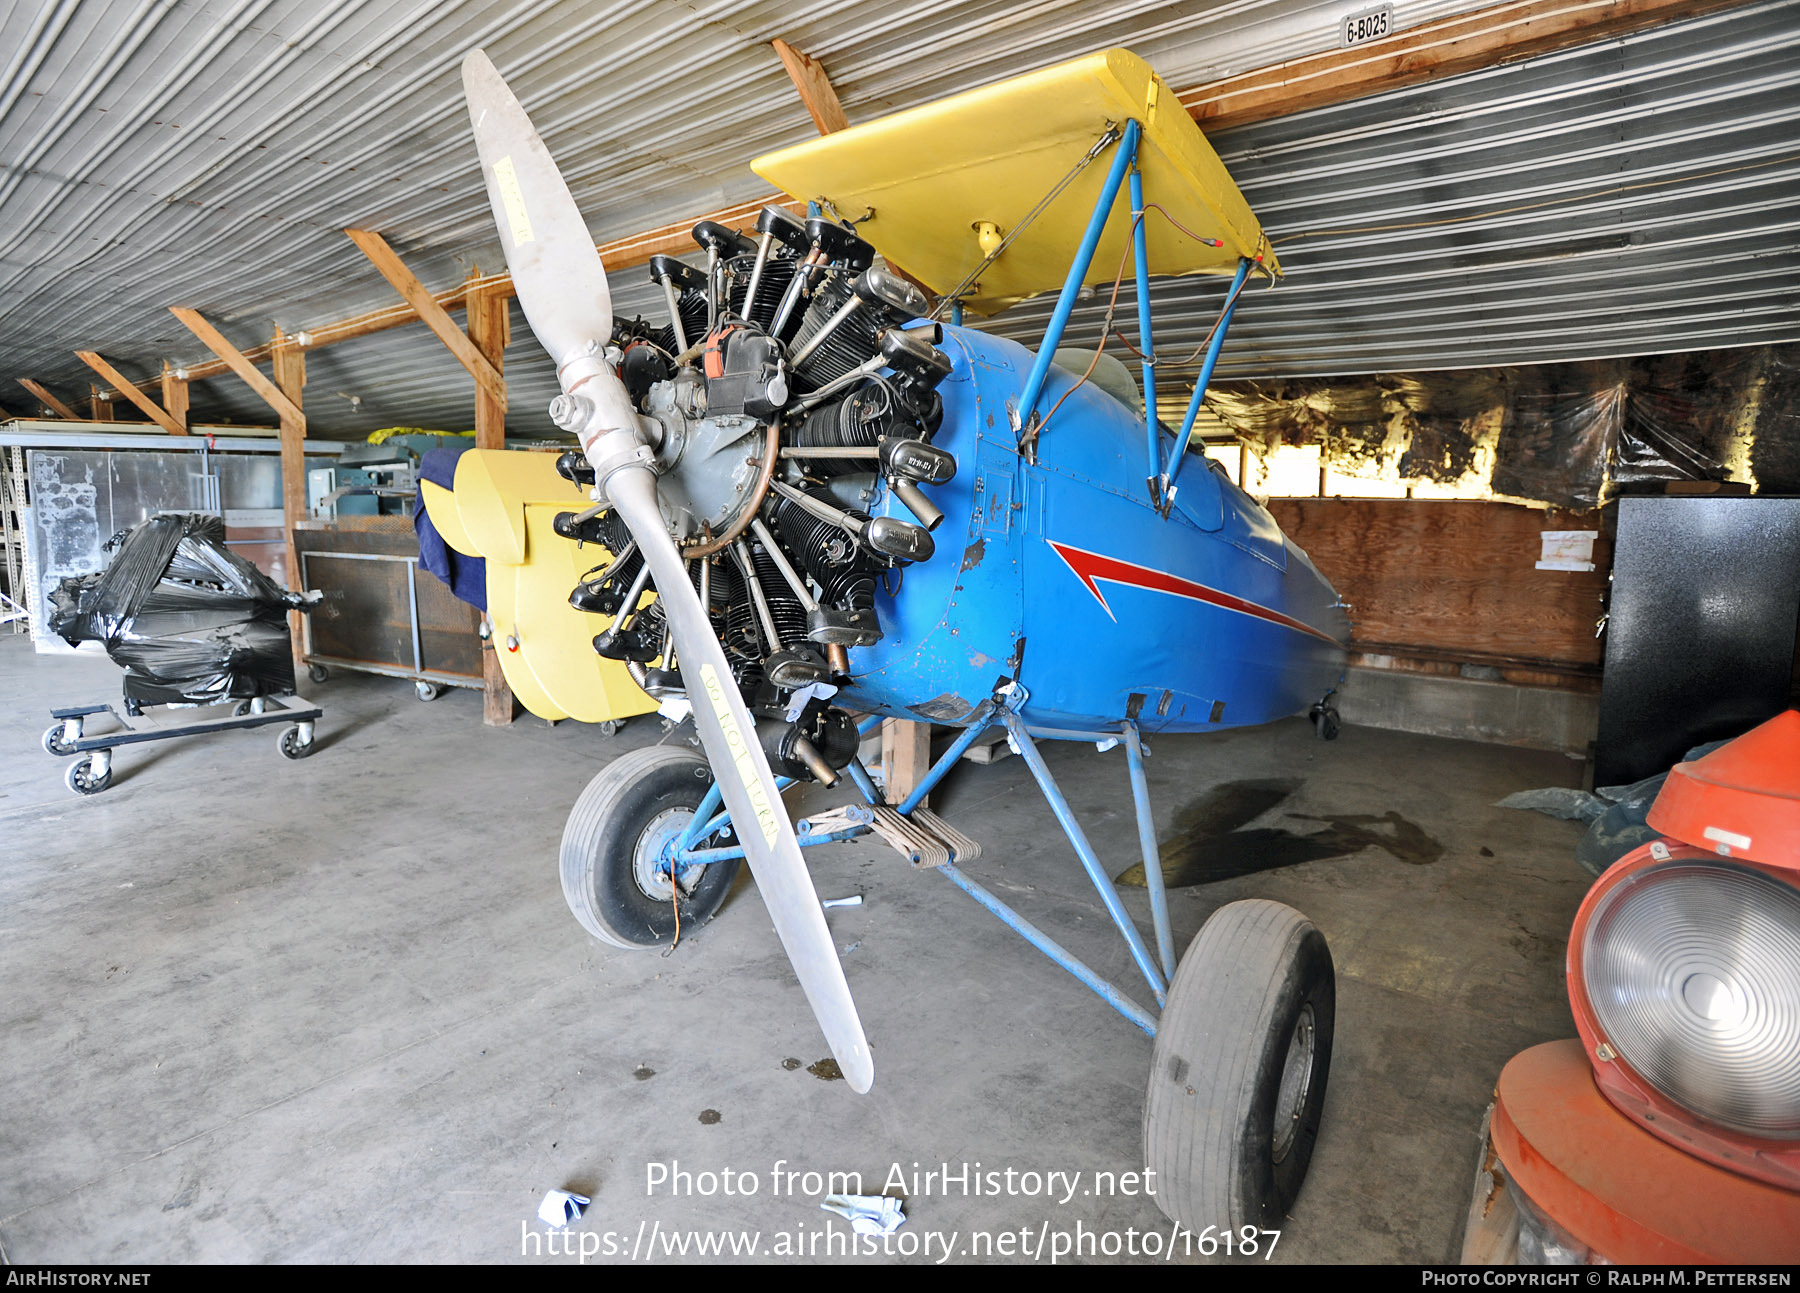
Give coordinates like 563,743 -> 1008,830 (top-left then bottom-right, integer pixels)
727,253 -> 796,331
787,273 -> 882,392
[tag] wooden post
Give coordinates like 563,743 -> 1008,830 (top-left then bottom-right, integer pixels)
272,332 -> 309,680
161,362 -> 188,433
466,283 -> 515,727
882,718 -> 931,809
88,384 -> 115,422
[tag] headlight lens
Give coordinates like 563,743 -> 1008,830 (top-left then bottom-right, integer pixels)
1582,859 -> 1800,1139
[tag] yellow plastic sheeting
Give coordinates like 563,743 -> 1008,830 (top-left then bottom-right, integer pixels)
420,479 -> 479,557
453,448 -> 583,565
510,503 -> 660,724
751,48 -> 1276,316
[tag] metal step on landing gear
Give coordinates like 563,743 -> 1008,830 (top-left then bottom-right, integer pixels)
1309,690 -> 1341,741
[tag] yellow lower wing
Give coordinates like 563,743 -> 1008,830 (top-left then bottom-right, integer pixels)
512,503 -> 659,724
423,448 -> 655,724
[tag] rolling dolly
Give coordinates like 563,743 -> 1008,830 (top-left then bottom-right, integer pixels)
42,696 -> 324,796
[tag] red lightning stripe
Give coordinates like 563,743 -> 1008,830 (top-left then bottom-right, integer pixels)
1047,539 -> 1340,646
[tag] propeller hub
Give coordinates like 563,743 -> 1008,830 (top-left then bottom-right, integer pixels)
548,393 -> 590,432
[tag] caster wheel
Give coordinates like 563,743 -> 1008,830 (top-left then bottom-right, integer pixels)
597,719 -> 624,737
43,724 -> 76,756
414,681 -> 441,702
560,746 -> 740,949
1313,706 -> 1340,741
233,700 -> 253,717
66,755 -> 113,796
123,697 -> 143,718
1145,900 -> 1335,1233
308,663 -> 330,684
278,727 -> 315,760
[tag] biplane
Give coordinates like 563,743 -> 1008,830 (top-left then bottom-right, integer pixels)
442,46 -> 1349,1231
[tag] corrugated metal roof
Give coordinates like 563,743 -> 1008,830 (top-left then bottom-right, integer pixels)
2,0 -> 1794,435
999,0 -> 1800,383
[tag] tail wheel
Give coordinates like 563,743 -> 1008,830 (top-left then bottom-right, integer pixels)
1144,900 -> 1336,1232
560,745 -> 741,949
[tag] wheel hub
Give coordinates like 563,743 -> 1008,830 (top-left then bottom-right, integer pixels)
633,807 -> 707,901
1272,1004 -> 1316,1163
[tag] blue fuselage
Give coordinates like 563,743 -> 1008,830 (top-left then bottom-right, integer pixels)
838,324 -> 1349,734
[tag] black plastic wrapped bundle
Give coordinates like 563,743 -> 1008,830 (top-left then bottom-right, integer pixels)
48,513 -> 313,705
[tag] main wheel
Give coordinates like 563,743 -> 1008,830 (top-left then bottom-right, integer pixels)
43,724 -> 76,756
1144,900 -> 1335,1233
66,755 -> 113,796
560,745 -> 740,950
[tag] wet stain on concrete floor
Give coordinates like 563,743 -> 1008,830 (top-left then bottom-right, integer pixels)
698,1109 -> 722,1125
806,1058 -> 844,1081
1116,779 -> 1443,887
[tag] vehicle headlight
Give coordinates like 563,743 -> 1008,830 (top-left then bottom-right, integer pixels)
1579,853 -> 1800,1139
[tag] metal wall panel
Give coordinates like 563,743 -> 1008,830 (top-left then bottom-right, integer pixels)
2,0 -> 1796,436
1595,496 -> 1800,784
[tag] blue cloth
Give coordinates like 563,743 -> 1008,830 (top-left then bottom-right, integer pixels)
414,447 -> 486,610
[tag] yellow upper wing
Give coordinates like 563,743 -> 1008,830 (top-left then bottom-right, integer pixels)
750,48 -> 1275,316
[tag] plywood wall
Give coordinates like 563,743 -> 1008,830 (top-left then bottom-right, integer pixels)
1267,499 -> 1612,676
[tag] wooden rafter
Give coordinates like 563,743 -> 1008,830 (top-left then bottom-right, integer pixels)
18,379 -> 80,421
771,38 -> 850,134
1183,0 -> 1753,132
169,307 -> 304,425
345,228 -> 506,408
74,350 -> 186,434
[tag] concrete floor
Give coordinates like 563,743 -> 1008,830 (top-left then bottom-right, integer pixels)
0,634 -> 1594,1264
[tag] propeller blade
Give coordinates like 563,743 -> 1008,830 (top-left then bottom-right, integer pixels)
460,48 -> 875,1093
461,49 -> 613,364
609,467 -> 873,1092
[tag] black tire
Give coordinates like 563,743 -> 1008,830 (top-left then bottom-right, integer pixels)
233,700 -> 253,717
1144,899 -> 1335,1233
1314,708 -> 1340,741
66,756 -> 112,796
278,727 -> 315,760
43,724 -> 75,757
560,745 -> 740,949
308,663 -> 330,684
